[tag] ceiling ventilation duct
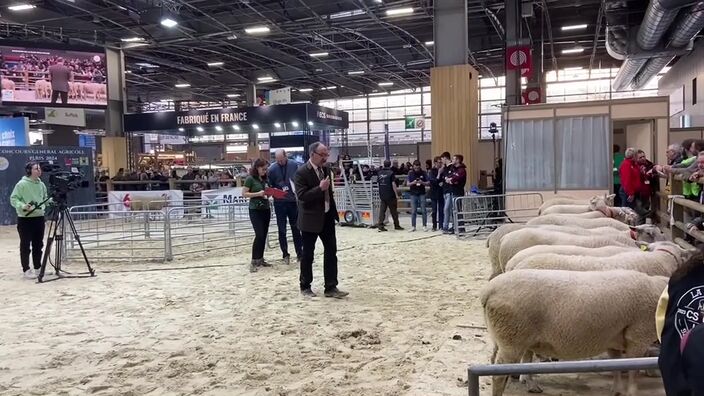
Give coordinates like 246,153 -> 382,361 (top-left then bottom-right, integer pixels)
631,2 -> 704,89
610,0 -> 698,91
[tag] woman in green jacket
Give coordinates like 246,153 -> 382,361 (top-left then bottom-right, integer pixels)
10,162 -> 49,279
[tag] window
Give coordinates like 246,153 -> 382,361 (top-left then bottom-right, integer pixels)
693,78 -> 698,105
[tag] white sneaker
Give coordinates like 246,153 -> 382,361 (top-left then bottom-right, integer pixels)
423,226 -> 429,232
409,227 -> 416,232
23,270 -> 36,279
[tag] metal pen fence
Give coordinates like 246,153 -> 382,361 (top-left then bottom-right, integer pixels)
453,193 -> 544,239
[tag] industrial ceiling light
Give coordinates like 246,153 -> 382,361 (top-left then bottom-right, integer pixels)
348,70 -> 365,75
561,24 -> 588,31
292,121 -> 299,128
207,61 -> 224,67
252,124 -> 260,130
378,82 -> 394,86
425,41 -> 434,46
245,26 -> 270,34
274,122 -> 281,128
178,127 -> 185,132
298,88 -> 313,92
8,4 -> 36,11
561,47 -> 584,54
215,125 -> 223,131
197,126 -> 204,132
386,7 -> 413,16
321,86 -> 337,90
257,76 -> 274,81
232,124 -> 240,131
307,121 -> 314,126
226,94 -> 239,98
121,37 -> 144,42
160,17 -> 178,28
310,52 -> 329,58
174,83 -> 190,88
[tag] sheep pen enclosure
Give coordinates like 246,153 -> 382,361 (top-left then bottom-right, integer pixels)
0,222 -> 667,396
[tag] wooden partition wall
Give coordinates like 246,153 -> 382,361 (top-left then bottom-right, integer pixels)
430,64 -> 479,186
101,136 -> 128,176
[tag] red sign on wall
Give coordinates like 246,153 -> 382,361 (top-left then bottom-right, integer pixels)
522,87 -> 542,104
507,46 -> 532,77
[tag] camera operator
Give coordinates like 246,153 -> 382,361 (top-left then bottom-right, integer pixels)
10,162 -> 50,279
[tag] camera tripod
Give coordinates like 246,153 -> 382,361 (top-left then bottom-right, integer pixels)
37,202 -> 95,283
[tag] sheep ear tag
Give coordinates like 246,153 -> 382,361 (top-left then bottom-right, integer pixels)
640,244 -> 648,251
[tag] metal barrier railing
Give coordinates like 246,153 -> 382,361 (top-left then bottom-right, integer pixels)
467,357 -> 658,396
453,193 -> 544,239
65,200 -> 280,263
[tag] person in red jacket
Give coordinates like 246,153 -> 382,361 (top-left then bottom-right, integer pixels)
618,147 -> 642,210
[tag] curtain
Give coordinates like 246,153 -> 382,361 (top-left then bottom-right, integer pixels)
505,119 -> 555,190
556,116 -> 610,189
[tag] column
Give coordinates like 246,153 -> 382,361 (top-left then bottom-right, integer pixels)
245,83 -> 258,160
505,0 -> 523,106
103,48 -> 128,174
432,0 -> 479,186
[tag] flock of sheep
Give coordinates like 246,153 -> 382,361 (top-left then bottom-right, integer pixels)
481,195 -> 694,396
0,78 -> 106,102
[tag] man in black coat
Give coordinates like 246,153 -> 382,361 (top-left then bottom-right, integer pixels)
294,142 -> 349,299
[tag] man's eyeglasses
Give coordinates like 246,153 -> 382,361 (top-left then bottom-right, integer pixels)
313,151 -> 329,158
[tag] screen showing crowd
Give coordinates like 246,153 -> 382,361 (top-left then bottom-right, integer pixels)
0,45 -> 107,107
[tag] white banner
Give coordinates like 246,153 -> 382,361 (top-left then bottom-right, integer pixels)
267,87 -> 291,105
107,190 -> 184,218
45,107 -> 86,127
200,187 -> 250,219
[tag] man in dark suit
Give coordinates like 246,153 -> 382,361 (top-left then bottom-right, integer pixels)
294,142 -> 349,298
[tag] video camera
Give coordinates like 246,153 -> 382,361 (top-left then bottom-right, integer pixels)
39,162 -> 90,204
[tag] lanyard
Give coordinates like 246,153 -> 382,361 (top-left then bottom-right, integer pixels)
279,164 -> 287,184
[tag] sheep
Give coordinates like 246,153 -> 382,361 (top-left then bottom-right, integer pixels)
505,244 -> 638,272
497,224 -> 664,270
481,269 -> 668,396
526,214 -> 631,230
34,79 -> 50,99
2,78 -> 15,91
538,193 -> 615,214
487,224 -> 624,279
509,241 -> 693,277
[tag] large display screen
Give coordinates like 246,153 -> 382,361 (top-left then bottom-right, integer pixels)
0,44 -> 107,107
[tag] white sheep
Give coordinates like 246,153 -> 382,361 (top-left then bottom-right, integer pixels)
482,269 -> 668,396
508,241 -> 693,277
538,194 -> 615,215
505,244 -> 637,272
526,214 -> 631,230
487,224 -> 526,279
497,225 -> 664,270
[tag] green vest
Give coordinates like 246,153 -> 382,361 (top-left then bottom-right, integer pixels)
681,156 -> 701,198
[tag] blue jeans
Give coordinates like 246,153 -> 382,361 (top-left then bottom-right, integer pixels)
431,194 -> 444,230
273,201 -> 303,259
443,192 -> 454,230
410,194 -> 427,228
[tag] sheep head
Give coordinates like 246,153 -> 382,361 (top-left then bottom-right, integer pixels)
613,207 -> 639,225
631,224 -> 666,243
637,241 -> 697,266
604,194 -> 616,206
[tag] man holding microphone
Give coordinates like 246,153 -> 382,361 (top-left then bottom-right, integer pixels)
10,162 -> 49,279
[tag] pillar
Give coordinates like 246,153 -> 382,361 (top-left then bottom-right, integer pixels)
102,137 -> 128,176
104,48 -> 126,137
245,82 -> 258,160
432,0 -> 479,186
505,0 -> 523,106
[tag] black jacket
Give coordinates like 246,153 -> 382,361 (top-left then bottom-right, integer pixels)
659,264 -> 704,396
294,162 -> 338,233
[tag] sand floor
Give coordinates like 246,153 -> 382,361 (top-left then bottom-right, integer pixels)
0,218 -> 666,396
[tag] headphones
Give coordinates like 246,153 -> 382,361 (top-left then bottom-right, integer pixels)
25,162 -> 37,176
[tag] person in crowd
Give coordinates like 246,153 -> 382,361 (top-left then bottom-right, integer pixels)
294,142 -> 348,298
191,173 -> 205,195
207,171 -> 219,190
407,160 -> 430,232
438,152 -> 454,232
444,154 -> 467,234
428,156 -> 445,232
667,143 -> 685,166
48,58 -> 73,104
667,139 -> 704,175
375,159 -> 403,232
391,160 -> 401,176
112,168 -> 125,191
657,253 -> 704,395
618,147 -> 642,211
637,149 -> 658,219
268,149 -> 303,265
361,164 -> 372,181
613,145 -> 624,207
10,162 -> 49,279
242,158 -> 272,273
170,169 -> 180,180
180,167 -> 195,192
425,159 -> 433,172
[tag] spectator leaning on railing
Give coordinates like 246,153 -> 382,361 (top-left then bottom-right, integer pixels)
618,147 -> 642,211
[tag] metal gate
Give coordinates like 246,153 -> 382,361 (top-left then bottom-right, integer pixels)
333,167 -> 380,226
453,192 -> 544,239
